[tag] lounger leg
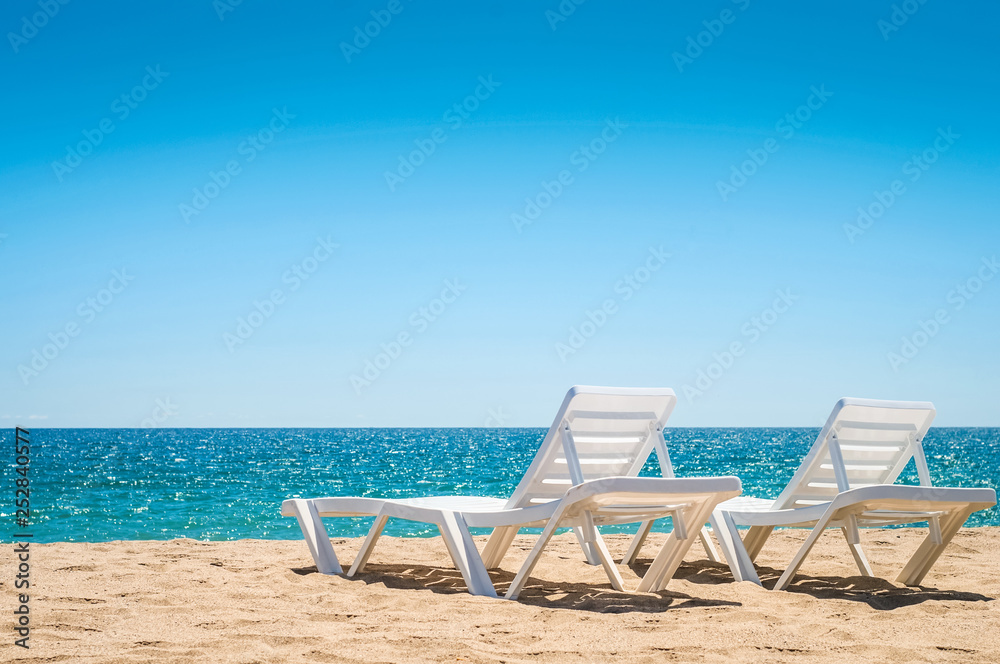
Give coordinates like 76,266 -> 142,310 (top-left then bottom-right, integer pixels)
844,538 -> 874,577
654,500 -> 720,591
896,507 -> 973,586
574,526 -> 601,565
638,501 -> 706,593
481,526 -> 518,569
698,526 -> 721,563
624,520 -> 717,566
773,511 -> 835,591
636,540 -> 675,593
709,510 -> 760,585
743,525 -> 775,562
505,507 -> 566,600
348,513 -> 389,576
622,520 -> 654,564
437,511 -> 498,598
581,513 -> 625,591
637,512 -> 688,593
840,520 -> 874,577
927,514 -> 943,544
288,499 -> 342,575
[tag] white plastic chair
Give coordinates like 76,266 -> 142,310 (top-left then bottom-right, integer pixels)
709,398 -> 996,590
282,386 -> 738,597
347,475 -> 740,599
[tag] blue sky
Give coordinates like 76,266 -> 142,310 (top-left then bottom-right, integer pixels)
2,1 -> 998,427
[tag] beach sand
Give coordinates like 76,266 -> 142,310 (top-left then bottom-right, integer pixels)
4,527 -> 998,663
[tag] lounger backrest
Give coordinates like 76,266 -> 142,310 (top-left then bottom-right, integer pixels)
772,398 -> 936,510
504,386 -> 678,509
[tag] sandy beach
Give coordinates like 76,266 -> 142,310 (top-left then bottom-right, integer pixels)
4,527 -> 998,663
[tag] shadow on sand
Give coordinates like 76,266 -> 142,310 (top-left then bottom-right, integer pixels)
292,560 -> 740,613
293,555 -> 993,612
653,559 -> 995,610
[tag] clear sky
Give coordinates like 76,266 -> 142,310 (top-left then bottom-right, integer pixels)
2,1 -> 998,427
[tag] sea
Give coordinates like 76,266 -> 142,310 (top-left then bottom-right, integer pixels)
5,428 -> 998,542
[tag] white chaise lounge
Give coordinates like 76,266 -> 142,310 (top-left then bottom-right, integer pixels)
282,386 -> 741,598
708,398 -> 996,590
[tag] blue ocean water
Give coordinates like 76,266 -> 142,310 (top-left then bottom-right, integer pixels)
3,428 -> 998,543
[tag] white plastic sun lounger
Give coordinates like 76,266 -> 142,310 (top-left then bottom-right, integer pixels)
281,386 -> 739,597
709,398 -> 997,591
349,475 -> 740,599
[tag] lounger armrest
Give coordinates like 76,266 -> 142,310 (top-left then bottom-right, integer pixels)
832,485 -> 997,510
